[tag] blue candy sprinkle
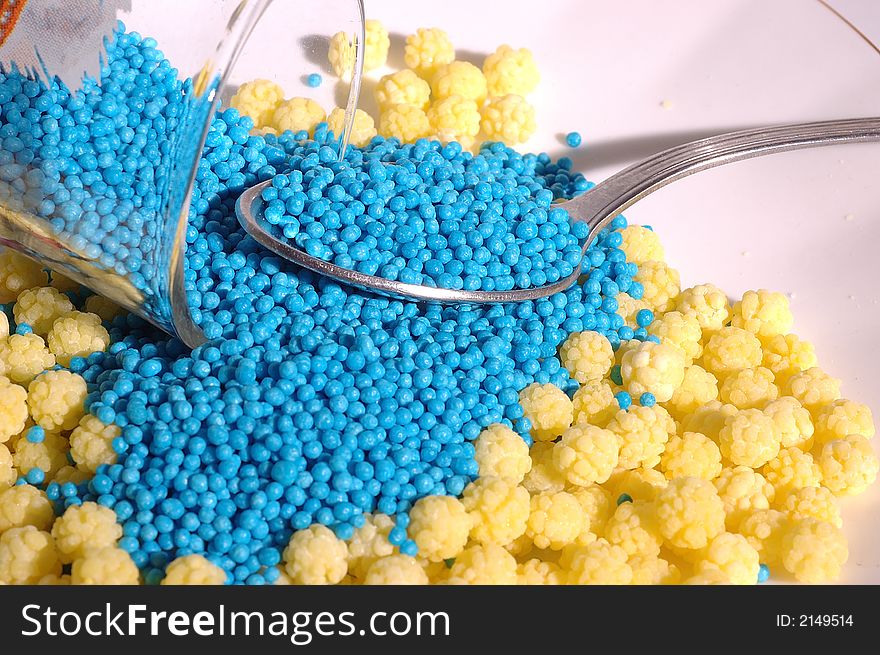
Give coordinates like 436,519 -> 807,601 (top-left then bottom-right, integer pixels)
25,468 -> 45,485
306,73 -> 323,88
757,563 -> 770,583
610,364 -> 623,386
636,308 -> 654,327
565,131 -> 582,147
639,392 -> 656,407
25,425 -> 45,443
614,390 -> 632,410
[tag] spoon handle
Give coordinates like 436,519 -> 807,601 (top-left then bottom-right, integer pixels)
563,117 -> 880,235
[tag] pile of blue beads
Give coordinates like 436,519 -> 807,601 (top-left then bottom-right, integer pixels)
260,148 -> 590,292
1,28 -> 654,585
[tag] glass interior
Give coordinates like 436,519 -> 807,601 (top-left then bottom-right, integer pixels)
0,0 -> 365,346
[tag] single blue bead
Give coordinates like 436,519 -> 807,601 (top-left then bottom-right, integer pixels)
636,308 -> 654,327
26,425 -> 45,443
25,468 -> 45,485
614,390 -> 632,410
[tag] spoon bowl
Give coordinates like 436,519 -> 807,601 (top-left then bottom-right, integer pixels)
237,118 -> 880,303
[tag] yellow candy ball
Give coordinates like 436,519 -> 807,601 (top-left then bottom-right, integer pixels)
666,366 -> 719,420
660,432 -> 722,481
462,477 -> 529,546
404,27 -> 455,79
72,546 -> 140,585
162,554 -> 227,585
714,465 -> 775,529
482,44 -> 539,97
651,310 -> 702,363
718,409 -> 781,468
781,485 -> 842,528
635,260 -> 680,313
526,490 -> 585,550
378,104 -> 431,143
426,94 -> 480,144
675,283 -> 731,332
345,513 -> 395,580
0,377 -> 28,444
408,496 -> 471,562
282,525 -> 348,585
46,311 -> 108,367
718,366 -> 779,410
328,31 -> 356,79
702,326 -> 763,380
431,61 -> 487,102
812,399 -> 875,448
473,423 -> 531,484
0,251 -> 48,303
566,538 -> 633,585
781,518 -> 847,583
730,289 -> 793,338
363,554 -> 428,585
607,405 -> 675,470
272,97 -> 326,136
327,107 -> 376,148
817,434 -> 879,496
760,333 -> 817,387
479,94 -> 536,145
655,476 -> 726,549
620,340 -> 686,403
736,508 -> 789,566
13,286 -> 74,336
375,69 -> 431,111
229,79 -> 284,128
571,380 -> 618,427
0,333 -> 55,385
559,331 -> 614,385
552,423 -> 619,487
618,226 -> 664,265
446,543 -> 517,585
693,531 -> 759,585
27,370 -> 87,432
783,367 -> 841,413
518,382 -> 573,442
51,502 -> 122,564
363,19 -> 391,71
762,447 -> 821,500
763,396 -> 815,451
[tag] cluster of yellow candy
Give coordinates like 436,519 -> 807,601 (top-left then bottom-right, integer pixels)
229,20 -> 391,147
0,250 -> 229,586
230,19 -> 540,152
374,27 -> 539,149
228,80 -> 367,144
0,251 -> 116,498
502,225 -> 874,585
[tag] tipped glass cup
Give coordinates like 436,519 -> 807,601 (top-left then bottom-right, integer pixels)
0,0 -> 365,347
